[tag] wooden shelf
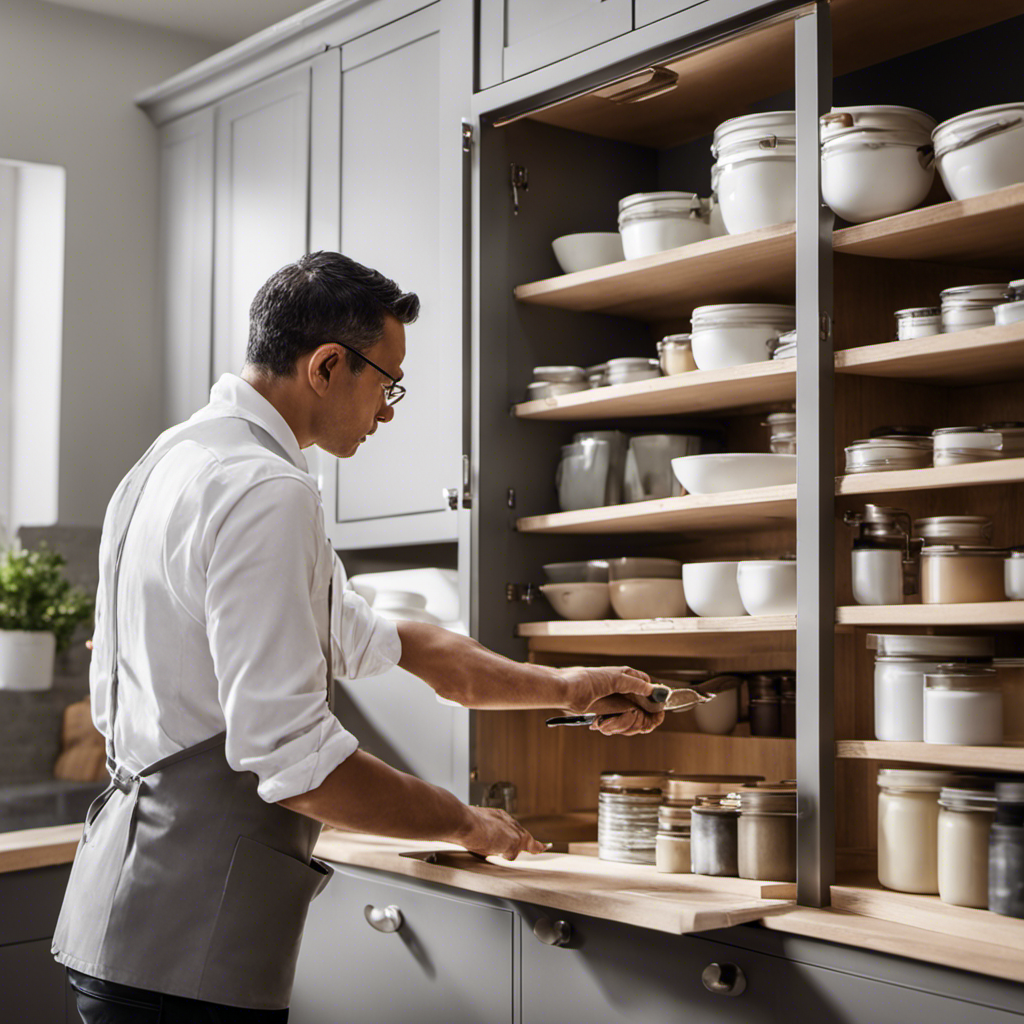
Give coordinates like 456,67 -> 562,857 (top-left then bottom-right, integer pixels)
831,878 -> 1024,957
836,602 -> 1024,629
833,183 -> 1024,266
837,457 -> 1024,497
513,224 -> 794,322
835,323 -> 1024,386
517,485 -> 796,535
513,360 -> 795,421
836,740 -> 1024,772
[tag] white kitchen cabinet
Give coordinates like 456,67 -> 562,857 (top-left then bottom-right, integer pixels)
158,108 -> 214,428
634,0 -> 707,28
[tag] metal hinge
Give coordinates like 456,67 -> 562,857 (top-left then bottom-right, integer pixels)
506,583 -> 537,604
461,454 -> 473,509
462,122 -> 473,153
510,164 -> 529,215
820,311 -> 832,342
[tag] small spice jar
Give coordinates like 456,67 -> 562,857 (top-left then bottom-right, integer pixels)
598,771 -> 666,865
894,306 -> 942,340
655,803 -> 692,874
690,795 -> 740,876
924,665 -> 1003,745
1006,549 -> 1024,601
920,545 -> 1008,604
766,410 -> 796,455
748,673 -> 781,736
940,283 -> 1008,332
937,785 -> 996,908
657,334 -> 696,375
877,768 -> 961,893
737,785 -> 798,882
990,782 -> 1024,918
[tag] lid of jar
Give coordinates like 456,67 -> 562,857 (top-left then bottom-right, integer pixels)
821,127 -> 935,156
939,786 -> 997,812
878,767 -> 964,791
664,775 -> 762,800
601,770 -> 667,791
777,672 -> 796,694
691,803 -> 740,817
618,190 -> 700,210
847,438 -> 933,453
691,302 -> 796,326
920,544 -> 1007,557
712,110 -> 795,151
820,105 -> 936,142
1008,549 -> 1024,559
894,307 -> 942,319
933,103 -> 1024,147
868,633 -> 995,658
767,411 -> 796,428
694,792 -> 741,808
940,283 -> 1009,307
532,365 -> 586,383
737,787 -> 798,814
996,781 -> 1024,804
870,425 -> 934,439
926,664 -> 1000,690
606,357 -> 660,372
658,334 -> 692,349
658,803 -> 692,821
914,514 -> 993,544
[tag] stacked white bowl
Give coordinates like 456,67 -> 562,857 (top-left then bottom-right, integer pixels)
933,102 -> 1024,201
689,303 -> 795,370
820,105 -> 936,223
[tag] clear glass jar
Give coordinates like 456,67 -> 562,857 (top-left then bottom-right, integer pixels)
655,802 -> 692,873
598,771 -> 666,864
924,665 -> 1003,745
657,334 -> 696,375
938,786 -> 996,908
920,545 -> 1008,604
894,306 -> 942,340
737,787 -> 797,882
877,768 -> 960,893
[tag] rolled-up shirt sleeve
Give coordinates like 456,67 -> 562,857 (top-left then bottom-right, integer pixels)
331,553 -> 402,680
204,476 -> 359,803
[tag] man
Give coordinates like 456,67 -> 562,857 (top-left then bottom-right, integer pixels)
53,252 -> 663,1022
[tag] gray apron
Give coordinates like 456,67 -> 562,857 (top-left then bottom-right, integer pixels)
52,418 -> 335,1011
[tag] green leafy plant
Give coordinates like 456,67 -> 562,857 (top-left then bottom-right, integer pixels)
0,544 -> 93,653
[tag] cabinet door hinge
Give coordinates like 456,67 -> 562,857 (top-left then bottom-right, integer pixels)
462,122 -> 473,153
506,583 -> 537,604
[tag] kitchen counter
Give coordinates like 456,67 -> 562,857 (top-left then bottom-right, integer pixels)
0,823 -> 81,874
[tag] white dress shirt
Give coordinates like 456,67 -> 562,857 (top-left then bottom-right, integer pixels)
90,374 -> 401,802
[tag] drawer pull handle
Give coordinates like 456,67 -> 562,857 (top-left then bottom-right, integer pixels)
702,962 -> 746,997
533,918 -> 572,947
364,904 -> 403,933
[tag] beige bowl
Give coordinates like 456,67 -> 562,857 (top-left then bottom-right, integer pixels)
609,578 -> 688,620
540,582 -> 612,621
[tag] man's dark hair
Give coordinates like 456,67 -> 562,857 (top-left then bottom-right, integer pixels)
246,251 -> 419,376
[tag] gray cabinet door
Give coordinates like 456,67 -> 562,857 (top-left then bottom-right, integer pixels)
290,864 -> 514,1024
479,0 -> 632,86
158,108 -> 214,427
324,4 -> 463,549
212,64 -> 311,381
634,0 -> 707,29
0,937 -> 71,1023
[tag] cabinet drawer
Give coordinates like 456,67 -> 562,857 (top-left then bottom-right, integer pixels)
0,937 -> 70,1023
291,864 -> 514,1024
0,865 -> 71,946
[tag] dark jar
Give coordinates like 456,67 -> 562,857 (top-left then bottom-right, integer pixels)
750,696 -> 782,736
690,798 -> 740,876
990,781 -> 1024,918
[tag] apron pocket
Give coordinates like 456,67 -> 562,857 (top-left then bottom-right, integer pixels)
198,836 -> 334,1010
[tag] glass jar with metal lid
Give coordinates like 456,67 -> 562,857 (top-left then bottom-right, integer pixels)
920,544 -> 1008,604
932,427 -> 1005,467
990,781 -> 1024,917
845,436 -> 933,474
869,633 -> 994,742
987,422 -> 1024,455
663,774 -> 763,805
618,191 -> 710,260
737,785 -> 798,882
924,664 -> 1003,745
914,515 -> 993,545
940,283 -> 1008,332
765,410 -> 796,455
894,306 -> 942,340
844,504 -> 921,605
598,771 -> 666,864
689,793 -> 741,876
657,334 -> 696,376
938,785 -> 997,908
655,802 -> 692,874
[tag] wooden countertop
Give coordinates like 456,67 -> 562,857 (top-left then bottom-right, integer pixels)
0,823 -> 81,874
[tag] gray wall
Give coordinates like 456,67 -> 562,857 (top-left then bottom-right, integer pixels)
0,0 -> 217,527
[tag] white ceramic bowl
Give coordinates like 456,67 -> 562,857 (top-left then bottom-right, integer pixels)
682,561 -> 748,618
373,589 -> 428,611
551,232 -> 625,274
933,103 -> 1024,201
540,582 -> 612,621
737,560 -> 797,616
671,453 -> 797,494
821,130 -> 935,223
609,578 -> 688,619
694,687 -> 739,735
690,303 -> 796,370
606,557 -> 683,581
542,560 -> 610,584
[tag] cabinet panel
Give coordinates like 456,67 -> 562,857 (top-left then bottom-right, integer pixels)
0,938 -> 71,1023
159,109 -> 214,427
290,865 -> 514,1024
634,0 -> 708,29
212,65 -> 311,381
328,4 -> 461,543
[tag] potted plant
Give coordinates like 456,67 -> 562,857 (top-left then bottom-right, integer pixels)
0,544 -> 93,691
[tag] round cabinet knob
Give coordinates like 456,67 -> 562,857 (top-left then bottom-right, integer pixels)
364,904 -> 403,933
533,918 -> 572,947
702,962 -> 746,997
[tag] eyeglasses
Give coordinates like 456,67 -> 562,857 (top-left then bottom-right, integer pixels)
335,341 -> 406,406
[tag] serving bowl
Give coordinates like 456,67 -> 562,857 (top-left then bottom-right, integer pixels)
551,232 -> 625,274
540,582 -> 612,621
737,560 -> 797,616
606,557 -> 683,581
609,578 -> 688,619
933,102 -> 1024,201
689,303 -> 795,370
671,453 -> 797,494
682,561 -> 747,618
542,560 -> 610,584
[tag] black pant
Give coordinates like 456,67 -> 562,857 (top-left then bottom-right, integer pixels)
68,969 -> 290,1023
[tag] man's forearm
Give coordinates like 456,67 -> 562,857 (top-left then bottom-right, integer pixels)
396,621 -> 573,709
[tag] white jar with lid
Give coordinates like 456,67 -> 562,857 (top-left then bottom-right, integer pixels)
878,768 -> 960,893
618,192 -> 711,260
1007,550 -> 1024,601
869,633 -> 995,742
924,664 -> 1003,745
689,303 -> 795,370
938,785 -> 997,908
894,306 -> 942,340
932,102 -> 1024,201
940,283 -> 1008,332
920,544 -> 1008,604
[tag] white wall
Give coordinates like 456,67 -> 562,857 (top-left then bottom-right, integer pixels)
0,0 -> 217,526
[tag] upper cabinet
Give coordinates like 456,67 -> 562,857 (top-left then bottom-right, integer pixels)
479,0 -> 633,87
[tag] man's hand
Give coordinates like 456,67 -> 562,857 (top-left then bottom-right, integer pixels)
559,666 -> 665,737
451,806 -> 547,860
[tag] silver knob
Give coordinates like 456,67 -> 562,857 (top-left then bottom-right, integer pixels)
702,962 -> 746,996
533,918 -> 572,947
364,904 -> 403,933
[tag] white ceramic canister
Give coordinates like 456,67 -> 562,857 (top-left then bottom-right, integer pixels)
869,632 -> 994,743
821,127 -> 935,223
820,105 -> 936,142
924,664 -> 1003,745
877,768 -> 962,894
618,191 -> 711,260
933,102 -> 1024,201
657,334 -> 697,375
1007,550 -> 1024,600
937,785 -> 997,909
920,545 -> 1008,604
996,300 -> 1024,325
894,306 -> 942,341
689,303 -> 796,370
711,111 -> 796,234
940,283 -> 1009,332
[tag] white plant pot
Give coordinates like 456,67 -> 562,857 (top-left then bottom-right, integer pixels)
0,630 -> 56,691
